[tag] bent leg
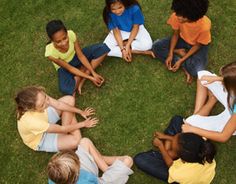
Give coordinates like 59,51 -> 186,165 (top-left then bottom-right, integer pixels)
131,25 -> 152,51
57,96 -> 82,149
134,150 -> 169,182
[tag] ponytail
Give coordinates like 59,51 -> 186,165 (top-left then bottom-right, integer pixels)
178,133 -> 216,164
199,140 -> 216,164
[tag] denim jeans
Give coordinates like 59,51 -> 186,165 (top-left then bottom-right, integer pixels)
152,37 -> 209,77
134,115 -> 184,183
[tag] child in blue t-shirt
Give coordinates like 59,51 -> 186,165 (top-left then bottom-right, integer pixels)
47,138 -> 133,184
103,0 -> 153,62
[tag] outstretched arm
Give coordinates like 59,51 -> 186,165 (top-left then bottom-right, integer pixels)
182,115 -> 236,142
47,56 -> 93,80
48,96 -> 94,119
74,38 -> 104,86
47,118 -> 98,134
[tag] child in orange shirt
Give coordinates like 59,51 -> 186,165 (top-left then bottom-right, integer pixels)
152,0 -> 211,83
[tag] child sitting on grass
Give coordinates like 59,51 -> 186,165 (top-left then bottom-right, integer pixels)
45,20 -> 110,95
152,0 -> 211,84
134,116 -> 216,183
47,138 -> 133,184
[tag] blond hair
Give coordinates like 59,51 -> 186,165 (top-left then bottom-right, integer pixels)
15,86 -> 45,119
47,151 -> 80,184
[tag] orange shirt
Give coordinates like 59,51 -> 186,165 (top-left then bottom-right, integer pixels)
167,13 -> 211,45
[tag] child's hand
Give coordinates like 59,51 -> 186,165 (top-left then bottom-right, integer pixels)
182,123 -> 194,133
80,107 -> 95,119
91,74 -> 104,87
83,117 -> 99,128
171,60 -> 181,72
165,55 -> 173,70
154,131 -> 167,140
200,75 -> 220,85
153,137 -> 164,148
122,49 -> 131,62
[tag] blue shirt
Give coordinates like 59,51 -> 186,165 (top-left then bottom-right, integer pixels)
108,5 -> 144,32
48,169 -> 98,184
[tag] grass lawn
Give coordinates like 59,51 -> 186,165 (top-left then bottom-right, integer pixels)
0,0 -> 236,183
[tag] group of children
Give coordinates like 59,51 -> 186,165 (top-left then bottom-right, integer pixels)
15,0 -> 236,183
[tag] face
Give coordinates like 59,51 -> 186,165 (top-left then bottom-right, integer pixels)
176,15 -> 189,23
35,92 -> 49,112
110,1 -> 125,16
52,29 -> 69,50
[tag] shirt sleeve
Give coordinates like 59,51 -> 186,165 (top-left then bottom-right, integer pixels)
197,30 -> 211,45
107,14 -> 118,30
131,5 -> 144,25
168,159 -> 183,183
68,30 -> 76,43
28,118 -> 50,135
167,13 -> 180,30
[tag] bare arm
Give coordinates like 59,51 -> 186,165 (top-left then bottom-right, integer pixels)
47,56 -> 93,80
47,118 -> 98,134
166,30 -> 179,69
126,24 -> 139,48
113,28 -> 125,50
74,39 -> 96,75
172,43 -> 202,72
182,115 -> 236,142
153,138 -> 173,167
47,122 -> 85,134
113,28 -> 130,62
48,96 -> 82,114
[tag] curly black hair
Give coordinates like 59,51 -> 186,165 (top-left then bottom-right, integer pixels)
171,0 -> 209,21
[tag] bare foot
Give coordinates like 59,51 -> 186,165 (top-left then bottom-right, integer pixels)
182,68 -> 193,84
174,49 -> 187,57
144,50 -> 156,58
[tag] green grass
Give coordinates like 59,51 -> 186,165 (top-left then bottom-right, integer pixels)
0,0 -> 236,183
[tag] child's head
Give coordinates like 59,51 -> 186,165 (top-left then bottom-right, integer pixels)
103,0 -> 140,25
175,133 -> 216,164
171,0 -> 209,22
46,20 -> 69,49
220,61 -> 236,109
47,151 -> 80,184
15,86 -> 48,119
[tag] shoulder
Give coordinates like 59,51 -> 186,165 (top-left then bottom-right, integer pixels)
68,30 -> 77,42
199,16 -> 211,31
128,4 -> 142,13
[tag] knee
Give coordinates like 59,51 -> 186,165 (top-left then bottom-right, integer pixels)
141,40 -> 153,50
70,137 -> 81,149
79,137 -> 92,147
123,156 -> 133,168
133,153 -> 145,167
62,95 -> 75,106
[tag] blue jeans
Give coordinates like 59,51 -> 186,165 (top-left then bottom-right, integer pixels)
152,37 -> 209,77
134,115 -> 184,183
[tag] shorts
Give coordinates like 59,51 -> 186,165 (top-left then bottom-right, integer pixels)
76,145 -> 133,184
58,43 -> 110,95
37,106 -> 60,152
